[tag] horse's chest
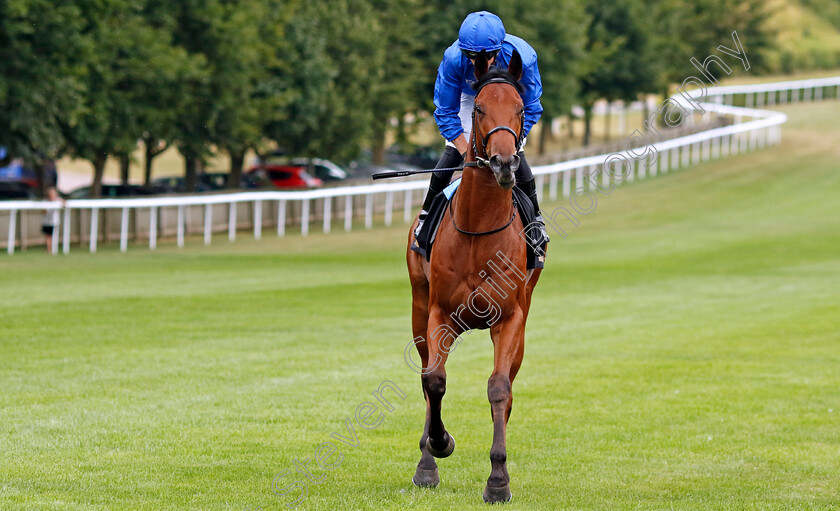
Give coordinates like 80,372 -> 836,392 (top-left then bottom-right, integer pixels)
428,222 -> 529,328
432,265 -> 523,330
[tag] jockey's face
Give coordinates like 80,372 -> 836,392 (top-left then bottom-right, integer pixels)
463,49 -> 498,68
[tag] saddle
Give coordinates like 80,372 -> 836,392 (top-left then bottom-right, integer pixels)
411,178 -> 547,269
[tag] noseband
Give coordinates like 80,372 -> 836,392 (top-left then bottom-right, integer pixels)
471,77 -> 525,167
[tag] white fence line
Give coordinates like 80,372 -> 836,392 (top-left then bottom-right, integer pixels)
3,75 -> 839,255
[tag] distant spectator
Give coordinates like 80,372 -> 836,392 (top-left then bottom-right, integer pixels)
42,187 -> 63,252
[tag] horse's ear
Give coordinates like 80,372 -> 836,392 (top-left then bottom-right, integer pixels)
473,50 -> 491,80
508,49 -> 523,82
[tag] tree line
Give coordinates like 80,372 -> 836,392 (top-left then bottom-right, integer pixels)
0,0 -> 788,197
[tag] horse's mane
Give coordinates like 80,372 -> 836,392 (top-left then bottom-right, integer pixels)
472,66 -> 524,95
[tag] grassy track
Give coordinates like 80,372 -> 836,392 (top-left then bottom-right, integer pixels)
1,101 -> 839,510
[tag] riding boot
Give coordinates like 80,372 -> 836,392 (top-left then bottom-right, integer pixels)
415,146 -> 464,237
516,177 -> 550,245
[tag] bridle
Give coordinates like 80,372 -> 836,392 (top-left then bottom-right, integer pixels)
470,77 -> 526,168
450,76 -> 523,236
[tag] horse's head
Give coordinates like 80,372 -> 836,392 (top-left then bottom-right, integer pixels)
471,50 -> 525,190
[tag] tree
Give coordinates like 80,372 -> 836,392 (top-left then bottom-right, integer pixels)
59,1 -> 159,197
211,0 -> 297,188
499,0 -> 587,153
133,1 -> 202,185
578,0 -> 658,146
162,0 -> 219,192
0,0 -> 88,196
645,0 -> 775,98
265,0 -> 383,162
59,0 -> 204,197
262,3 -> 332,159
367,0 -> 429,165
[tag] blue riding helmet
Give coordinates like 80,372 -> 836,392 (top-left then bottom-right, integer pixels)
458,11 -> 505,53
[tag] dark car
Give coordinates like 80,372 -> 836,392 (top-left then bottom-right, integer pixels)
244,165 -> 322,189
153,176 -> 214,194
0,181 -> 36,200
386,145 -> 442,169
346,160 -> 422,179
344,146 -> 432,178
0,148 -> 58,188
241,168 -> 273,189
0,148 -> 58,197
68,184 -> 168,199
153,173 -> 234,193
200,173 -> 231,190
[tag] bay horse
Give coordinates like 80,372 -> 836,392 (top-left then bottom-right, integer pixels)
406,50 -> 542,503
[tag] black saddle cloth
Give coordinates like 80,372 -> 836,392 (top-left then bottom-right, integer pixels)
411,184 -> 547,269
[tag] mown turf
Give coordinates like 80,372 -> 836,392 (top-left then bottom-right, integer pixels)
1,101 -> 839,511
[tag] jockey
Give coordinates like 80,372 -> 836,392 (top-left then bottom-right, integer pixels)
415,11 -> 548,242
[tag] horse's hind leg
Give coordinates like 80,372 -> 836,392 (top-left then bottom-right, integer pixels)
483,313 -> 525,503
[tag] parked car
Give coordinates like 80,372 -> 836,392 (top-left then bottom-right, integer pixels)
0,181 -> 36,200
153,173 -> 238,193
67,184 -> 168,199
288,158 -> 348,182
0,147 -> 57,191
344,147 -> 430,178
153,176 -> 213,194
241,168 -> 273,189
244,165 -> 322,189
346,160 -> 422,179
256,150 -> 347,182
200,172 -> 231,190
386,144 -> 442,169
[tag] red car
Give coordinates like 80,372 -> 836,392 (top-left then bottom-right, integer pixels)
244,165 -> 323,189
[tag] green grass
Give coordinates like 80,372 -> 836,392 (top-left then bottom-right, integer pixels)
2,100 -> 840,510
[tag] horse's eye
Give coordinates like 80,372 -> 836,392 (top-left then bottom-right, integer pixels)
475,105 -> 484,116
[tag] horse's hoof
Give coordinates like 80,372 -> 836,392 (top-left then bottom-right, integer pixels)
482,484 -> 512,504
411,466 -> 439,487
425,433 -> 455,458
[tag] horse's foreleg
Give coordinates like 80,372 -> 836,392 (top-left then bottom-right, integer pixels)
422,308 -> 455,459
409,274 -> 442,487
413,325 -> 445,487
484,311 -> 525,503
413,393 -> 440,486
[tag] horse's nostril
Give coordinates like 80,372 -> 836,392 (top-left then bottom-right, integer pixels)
511,154 -> 521,172
489,155 -> 502,172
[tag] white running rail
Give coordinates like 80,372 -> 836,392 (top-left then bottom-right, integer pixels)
3,76 -> 839,255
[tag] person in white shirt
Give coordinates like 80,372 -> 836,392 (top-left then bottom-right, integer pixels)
42,187 -> 63,252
